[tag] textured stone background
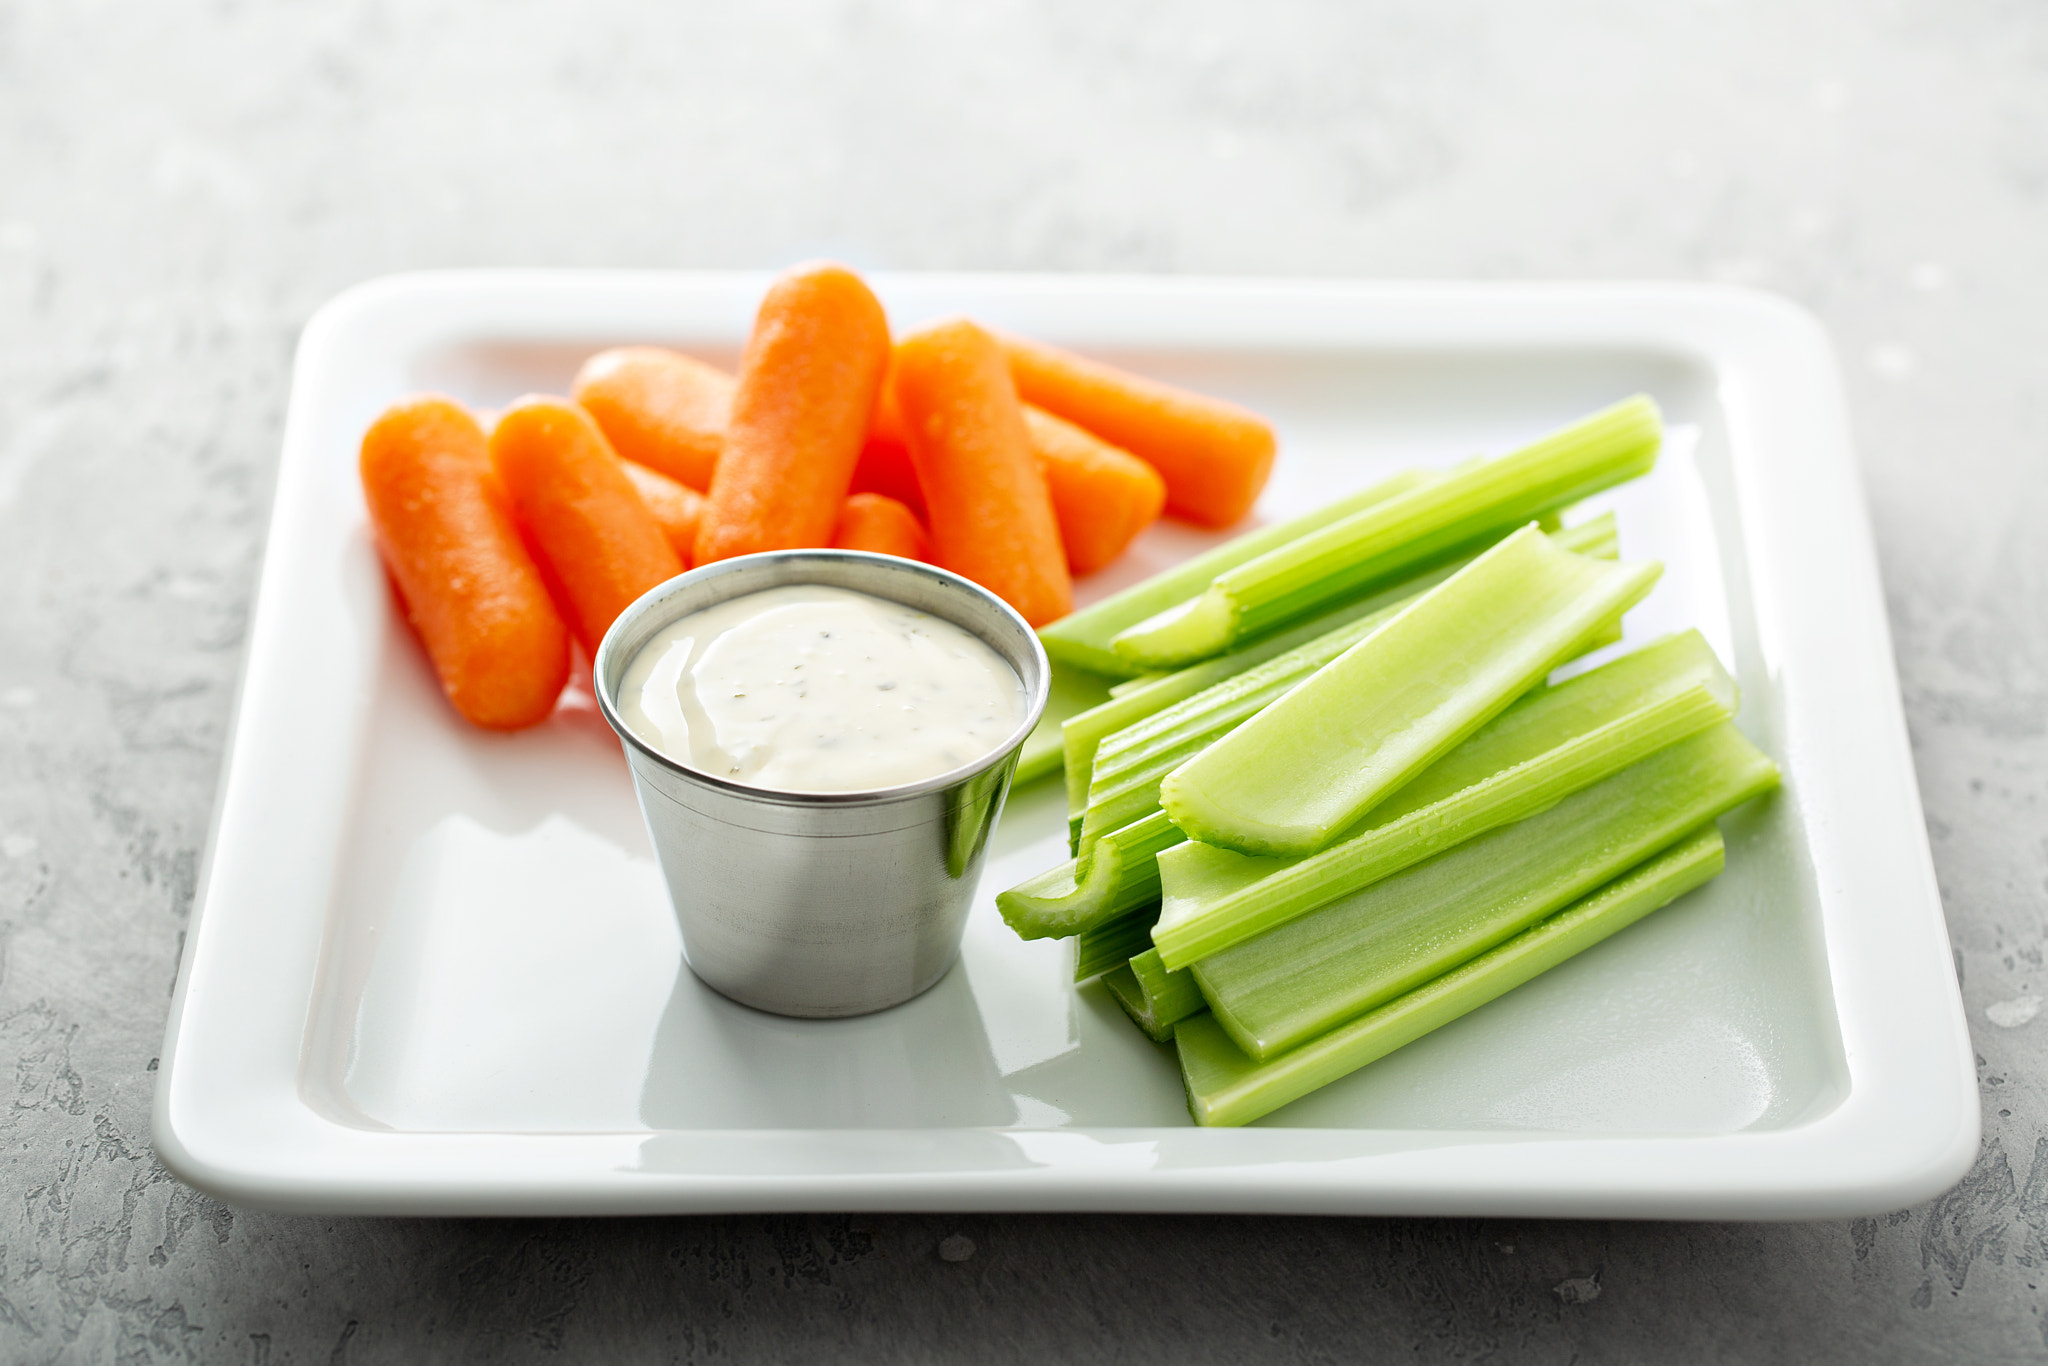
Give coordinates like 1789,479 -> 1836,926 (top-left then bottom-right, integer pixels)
2,0 -> 2044,1361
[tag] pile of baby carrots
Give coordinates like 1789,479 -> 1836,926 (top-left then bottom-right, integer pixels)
359,262 -> 1278,730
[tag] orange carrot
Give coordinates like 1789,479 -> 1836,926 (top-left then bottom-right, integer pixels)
359,396 -> 570,730
620,460 -> 706,567
848,363 -> 926,518
1021,405 -> 1167,576
572,347 -> 733,491
1000,333 -> 1276,528
893,319 -> 1072,627
694,262 -> 892,564
490,396 -> 683,655
832,492 -> 930,561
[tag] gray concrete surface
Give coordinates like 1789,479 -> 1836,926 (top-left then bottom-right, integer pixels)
2,0 -> 2044,1360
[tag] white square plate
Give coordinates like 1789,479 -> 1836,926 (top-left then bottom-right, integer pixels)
154,273 -> 1976,1217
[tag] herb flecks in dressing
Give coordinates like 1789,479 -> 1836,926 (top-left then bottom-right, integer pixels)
618,584 -> 1025,793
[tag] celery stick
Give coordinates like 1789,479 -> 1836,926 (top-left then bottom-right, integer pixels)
1037,469 -> 1434,676
1151,630 -> 1736,968
1062,552 -> 1451,815
1078,526 -> 1627,859
1061,515 -> 1618,818
996,810 -> 1183,940
1103,965 -> 1186,1043
1177,824 -> 1726,1126
1162,526 -> 1662,857
1014,662 -> 1115,786
1111,396 -> 1662,668
1074,905 -> 1159,982
1064,579 -> 1410,816
1191,721 -> 1777,1059
1130,948 -> 1205,1031
1079,629 -> 1373,852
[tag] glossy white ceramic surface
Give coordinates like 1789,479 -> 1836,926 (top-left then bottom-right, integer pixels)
153,273 -> 1975,1216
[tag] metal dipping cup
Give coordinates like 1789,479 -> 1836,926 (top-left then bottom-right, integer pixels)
594,550 -> 1050,1019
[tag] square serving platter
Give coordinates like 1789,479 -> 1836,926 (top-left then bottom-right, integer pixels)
153,272 -> 1976,1217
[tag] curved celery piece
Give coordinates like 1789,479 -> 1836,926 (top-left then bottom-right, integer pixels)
1074,906 -> 1159,983
1037,469 -> 1434,676
1077,523 -> 1626,859
1150,629 -> 1736,968
1176,824 -> 1726,1126
1160,527 -> 1662,857
1061,515 -> 1618,818
995,811 -> 1183,941
1111,395 -> 1662,669
1190,721 -> 1777,1060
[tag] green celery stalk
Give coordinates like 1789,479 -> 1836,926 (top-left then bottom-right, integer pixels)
1129,948 -> 1204,1031
1062,513 -> 1619,820
1078,525 -> 1628,859
1079,618 -> 1390,852
1161,526 -> 1662,857
1111,395 -> 1662,669
1150,629 -> 1736,968
1190,721 -> 1777,1059
1073,905 -> 1159,982
1065,571 -> 1428,816
1014,662 -> 1115,786
1063,586 -> 1409,816
1176,823 -> 1726,1126
1037,469 -> 1434,676
1103,965 -> 1185,1043
996,810 -> 1183,940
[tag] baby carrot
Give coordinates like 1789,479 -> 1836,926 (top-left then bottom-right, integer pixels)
490,396 -> 683,655
893,318 -> 1073,627
832,492 -> 930,561
572,347 -> 733,491
1023,405 -> 1167,576
694,262 -> 892,564
1000,333 -> 1277,528
619,460 -> 706,567
359,396 -> 570,730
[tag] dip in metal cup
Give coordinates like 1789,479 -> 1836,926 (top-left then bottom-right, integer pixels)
594,550 -> 1050,1019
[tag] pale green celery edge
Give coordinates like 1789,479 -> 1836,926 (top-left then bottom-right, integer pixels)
1148,631 -> 1735,969
1176,823 -> 1727,1127
1130,948 -> 1205,1029
1103,965 -> 1180,1044
1037,469 -> 1435,677
1158,527 -> 1663,857
1108,395 -> 1661,669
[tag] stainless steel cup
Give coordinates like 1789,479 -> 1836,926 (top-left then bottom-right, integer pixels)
594,550 -> 1050,1019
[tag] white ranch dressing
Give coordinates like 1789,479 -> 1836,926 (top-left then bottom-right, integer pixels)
617,584 -> 1026,793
